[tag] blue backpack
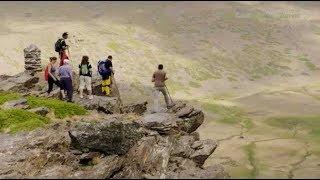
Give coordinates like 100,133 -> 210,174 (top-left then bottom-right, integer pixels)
98,60 -> 110,76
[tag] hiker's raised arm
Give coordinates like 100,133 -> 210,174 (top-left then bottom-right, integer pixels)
164,72 -> 168,81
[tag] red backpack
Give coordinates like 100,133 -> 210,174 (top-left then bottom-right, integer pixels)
44,65 -> 49,81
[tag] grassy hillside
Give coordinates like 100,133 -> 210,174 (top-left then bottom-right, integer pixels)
1,1 -> 320,178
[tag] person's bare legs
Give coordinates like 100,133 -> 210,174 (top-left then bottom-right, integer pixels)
88,90 -> 93,99
79,88 -> 84,99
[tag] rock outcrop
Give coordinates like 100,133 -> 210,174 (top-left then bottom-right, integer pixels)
69,118 -> 143,155
0,49 -> 229,178
0,71 -> 39,92
73,95 -> 122,114
67,106 -> 228,179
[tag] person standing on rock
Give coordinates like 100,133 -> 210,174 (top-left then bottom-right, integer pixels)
55,32 -> 70,66
98,55 -> 113,96
152,64 -> 173,111
45,57 -> 61,97
78,55 -> 93,99
59,59 -> 73,102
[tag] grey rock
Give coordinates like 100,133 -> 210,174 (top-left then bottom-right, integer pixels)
113,135 -> 172,179
167,164 -> 230,179
68,119 -> 143,155
28,107 -> 50,116
168,101 -> 187,113
0,71 -> 39,92
1,98 -> 29,110
73,95 -> 121,114
176,109 -> 204,133
171,135 -> 197,158
137,113 -> 179,135
190,139 -> 218,167
175,105 -> 194,118
137,110 -> 205,134
122,101 -> 148,115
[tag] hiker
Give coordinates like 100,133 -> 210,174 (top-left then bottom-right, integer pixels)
78,55 -> 93,99
55,32 -> 69,66
45,57 -> 61,96
152,64 -> 173,110
59,59 -> 73,102
98,55 -> 113,96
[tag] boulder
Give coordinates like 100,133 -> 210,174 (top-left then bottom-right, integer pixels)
190,139 -> 218,167
175,105 -> 194,118
167,164 -> 229,179
137,111 -> 204,135
112,134 -> 227,179
122,101 -> 148,115
113,135 -> 173,179
28,107 -> 50,116
137,113 -> 180,135
176,109 -> 205,133
0,71 -> 39,92
68,119 -> 143,155
73,95 -> 121,114
167,101 -> 187,113
1,98 -> 29,110
171,135 -> 197,158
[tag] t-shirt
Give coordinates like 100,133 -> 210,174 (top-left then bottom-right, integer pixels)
60,39 -> 68,50
153,70 -> 167,87
105,59 -> 113,70
101,59 -> 113,80
59,64 -> 73,79
79,63 -> 92,77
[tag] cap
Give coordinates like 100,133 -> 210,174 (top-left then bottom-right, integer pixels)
62,32 -> 68,36
63,59 -> 69,64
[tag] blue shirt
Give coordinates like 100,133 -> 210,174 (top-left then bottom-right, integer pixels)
59,64 -> 72,79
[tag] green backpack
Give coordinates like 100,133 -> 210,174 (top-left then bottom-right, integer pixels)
79,64 -> 89,76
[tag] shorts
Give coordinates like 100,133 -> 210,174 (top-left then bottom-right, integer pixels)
79,75 -> 92,91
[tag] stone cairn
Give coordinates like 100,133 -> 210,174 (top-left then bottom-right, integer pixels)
23,44 -> 42,72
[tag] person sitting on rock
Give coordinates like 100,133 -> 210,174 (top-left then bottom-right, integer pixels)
78,55 -> 93,99
55,32 -> 70,66
152,64 -> 173,111
98,55 -> 113,96
59,59 -> 73,102
45,56 -> 61,97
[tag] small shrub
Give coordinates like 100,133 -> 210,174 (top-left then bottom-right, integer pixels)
0,109 -> 49,133
0,92 -> 21,105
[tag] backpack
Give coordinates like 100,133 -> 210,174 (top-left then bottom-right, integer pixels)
98,60 -> 111,76
79,64 -> 89,76
44,65 -> 49,81
55,38 -> 64,52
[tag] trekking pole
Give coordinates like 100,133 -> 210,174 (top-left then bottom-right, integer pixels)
165,84 -> 174,105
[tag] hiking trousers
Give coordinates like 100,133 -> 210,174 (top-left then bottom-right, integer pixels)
60,77 -> 73,102
154,86 -> 170,108
101,76 -> 112,96
47,76 -> 60,94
